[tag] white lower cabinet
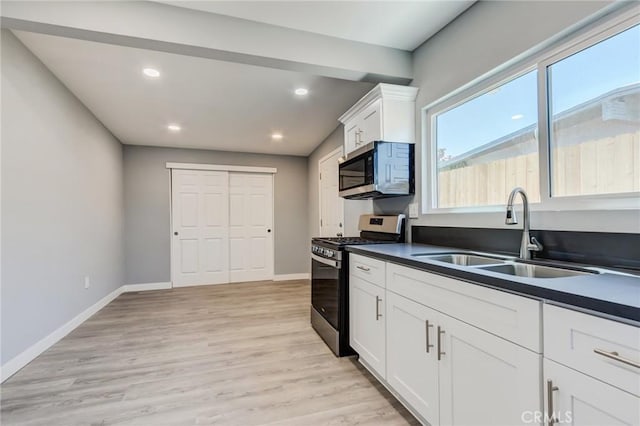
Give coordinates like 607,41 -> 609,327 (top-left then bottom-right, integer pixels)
387,291 -> 440,424
350,256 -> 639,426
438,312 -> 542,426
349,275 -> 386,378
543,304 -> 640,426
386,290 -> 542,426
543,304 -> 640,396
544,359 -> 640,426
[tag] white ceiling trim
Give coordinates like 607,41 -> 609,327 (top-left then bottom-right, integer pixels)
166,163 -> 278,174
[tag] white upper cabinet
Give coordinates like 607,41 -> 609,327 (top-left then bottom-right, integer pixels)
339,84 -> 418,155
358,99 -> 382,145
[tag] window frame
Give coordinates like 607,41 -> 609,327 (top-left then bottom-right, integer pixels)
423,8 -> 640,214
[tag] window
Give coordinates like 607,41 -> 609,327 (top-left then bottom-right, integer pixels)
548,25 -> 640,197
435,71 -> 539,208
427,14 -> 640,211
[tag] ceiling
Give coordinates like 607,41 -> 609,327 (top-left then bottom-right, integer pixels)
156,1 -> 475,51
9,1 -> 475,156
13,30 -> 374,156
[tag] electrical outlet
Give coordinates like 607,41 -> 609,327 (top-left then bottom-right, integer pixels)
84,276 -> 90,289
409,203 -> 419,219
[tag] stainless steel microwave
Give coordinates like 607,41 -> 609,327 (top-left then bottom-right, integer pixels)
338,141 -> 415,200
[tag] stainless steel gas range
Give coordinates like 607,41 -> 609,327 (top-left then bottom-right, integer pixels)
310,214 -> 405,356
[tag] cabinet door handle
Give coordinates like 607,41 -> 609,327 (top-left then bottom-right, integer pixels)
425,320 -> 434,353
375,296 -> 382,320
356,265 -> 370,272
594,348 -> 640,369
437,326 -> 445,360
546,380 -> 559,426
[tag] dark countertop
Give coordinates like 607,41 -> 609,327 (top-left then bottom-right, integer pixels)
347,243 -> 640,323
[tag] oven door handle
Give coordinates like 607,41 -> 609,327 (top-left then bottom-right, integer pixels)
312,253 -> 341,269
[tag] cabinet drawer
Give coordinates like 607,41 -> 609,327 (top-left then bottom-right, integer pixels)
386,262 -> 541,352
350,254 -> 386,288
544,304 -> 640,396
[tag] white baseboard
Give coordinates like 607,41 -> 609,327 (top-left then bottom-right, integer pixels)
123,282 -> 172,292
273,273 -> 310,281
0,285 -> 124,383
1,281 -> 175,383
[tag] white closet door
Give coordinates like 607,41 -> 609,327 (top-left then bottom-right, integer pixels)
228,173 -> 274,282
171,170 -> 229,287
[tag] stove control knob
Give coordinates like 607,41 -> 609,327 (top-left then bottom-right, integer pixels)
325,249 -> 334,258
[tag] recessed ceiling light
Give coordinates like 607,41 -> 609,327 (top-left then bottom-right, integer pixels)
294,88 -> 308,96
143,68 -> 160,78
271,133 -> 283,140
511,114 -> 524,120
167,124 -> 181,132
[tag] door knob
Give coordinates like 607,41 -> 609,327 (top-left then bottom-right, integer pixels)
337,233 -> 343,237
267,229 -> 272,233
174,232 -> 178,236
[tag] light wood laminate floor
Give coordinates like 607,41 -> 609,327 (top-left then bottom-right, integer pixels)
1,280 -> 418,425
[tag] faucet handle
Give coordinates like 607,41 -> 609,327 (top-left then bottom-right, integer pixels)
528,236 -> 543,252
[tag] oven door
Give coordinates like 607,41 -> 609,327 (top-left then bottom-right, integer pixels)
311,254 -> 341,330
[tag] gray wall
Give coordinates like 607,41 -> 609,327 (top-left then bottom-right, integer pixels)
307,126 -> 373,245
123,145 -> 308,284
408,0 -> 640,234
1,31 -> 124,364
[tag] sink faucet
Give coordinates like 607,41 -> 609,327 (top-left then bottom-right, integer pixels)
505,187 -> 543,260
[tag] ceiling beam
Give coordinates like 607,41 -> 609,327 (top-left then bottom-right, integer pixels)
0,1 -> 413,84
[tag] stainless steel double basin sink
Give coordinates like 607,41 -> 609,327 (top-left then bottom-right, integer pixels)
411,252 -> 598,279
